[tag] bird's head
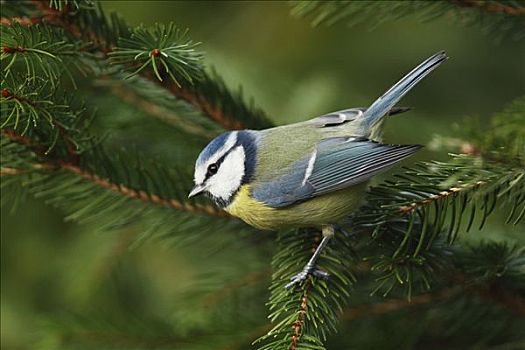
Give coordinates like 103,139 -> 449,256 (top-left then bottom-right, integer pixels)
189,131 -> 257,207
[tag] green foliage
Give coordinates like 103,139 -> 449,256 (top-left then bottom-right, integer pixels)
109,23 -> 204,85
290,0 -> 525,41
347,98 -> 525,300
1,75 -> 93,157
467,96 -> 525,165
183,69 -> 275,130
95,72 -> 224,138
21,0 -> 272,130
459,242 -> 525,289
48,0 -> 96,11
359,155 -> 524,243
1,24 -> 91,86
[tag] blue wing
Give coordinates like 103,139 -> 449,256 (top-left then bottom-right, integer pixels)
252,137 -> 421,208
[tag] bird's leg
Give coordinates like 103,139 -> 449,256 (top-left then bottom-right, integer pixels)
285,225 -> 334,289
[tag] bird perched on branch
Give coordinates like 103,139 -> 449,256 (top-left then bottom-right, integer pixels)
189,51 -> 448,288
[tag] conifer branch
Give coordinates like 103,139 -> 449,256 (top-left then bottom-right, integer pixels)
100,76 -> 218,138
322,278 -> 523,332
1,162 -> 55,175
1,25 -> 92,90
31,0 -> 109,50
291,0 -> 525,40
398,180 -> 486,215
290,279 -> 312,350
61,162 -> 226,217
1,165 -> 46,175
341,287 -> 462,321
453,0 -> 525,15
22,0 -> 273,130
202,270 -> 271,307
163,75 -> 245,130
230,289 -> 457,350
1,76 -> 228,219
109,23 -> 204,85
1,129 -> 227,218
477,284 -> 525,315
0,16 -> 39,26
356,155 -> 524,247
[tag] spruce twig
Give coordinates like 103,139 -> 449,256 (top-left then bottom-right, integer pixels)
1,129 -> 227,217
453,0 -> 525,15
23,1 -> 273,130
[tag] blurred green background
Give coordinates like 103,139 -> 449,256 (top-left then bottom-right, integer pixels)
2,1 -> 524,349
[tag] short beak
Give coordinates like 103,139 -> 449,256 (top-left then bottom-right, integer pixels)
188,184 -> 206,198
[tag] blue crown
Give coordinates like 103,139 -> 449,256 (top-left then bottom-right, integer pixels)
196,131 -> 234,166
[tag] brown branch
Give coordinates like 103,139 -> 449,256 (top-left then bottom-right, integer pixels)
341,283 -> 525,321
0,17 -> 39,26
478,285 -> 525,315
399,180 -> 486,214
56,123 -> 80,164
443,270 -> 525,315
164,78 -> 244,130
202,270 -> 271,307
0,2 -> 80,35
96,78 -> 217,138
289,235 -> 324,350
2,89 -> 80,164
0,161 -> 227,217
30,0 -> 110,50
61,162 -> 227,217
290,280 -> 311,350
1,167 -> 29,175
222,324 -> 272,350
1,128 -> 34,147
1,164 -> 54,175
26,1 -> 249,130
452,0 -> 525,15
1,129 -> 228,218
342,287 -> 462,321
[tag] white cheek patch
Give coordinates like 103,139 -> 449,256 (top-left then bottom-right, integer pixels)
194,132 -> 238,184
207,146 -> 245,201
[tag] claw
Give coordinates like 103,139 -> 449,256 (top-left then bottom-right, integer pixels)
284,266 -> 330,289
312,269 -> 330,280
284,226 -> 335,289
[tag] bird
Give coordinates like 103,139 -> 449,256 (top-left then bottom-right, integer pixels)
189,51 -> 448,288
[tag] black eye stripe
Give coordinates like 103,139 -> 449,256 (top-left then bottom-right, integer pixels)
204,153 -> 227,181
206,163 -> 218,177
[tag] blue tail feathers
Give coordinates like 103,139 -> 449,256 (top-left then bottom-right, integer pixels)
359,51 -> 448,130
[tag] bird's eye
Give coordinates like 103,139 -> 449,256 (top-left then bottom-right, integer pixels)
207,163 -> 218,177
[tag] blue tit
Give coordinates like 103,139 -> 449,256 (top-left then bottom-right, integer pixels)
189,51 -> 448,287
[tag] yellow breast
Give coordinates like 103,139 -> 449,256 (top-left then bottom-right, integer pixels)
224,185 -> 277,230
224,183 -> 367,231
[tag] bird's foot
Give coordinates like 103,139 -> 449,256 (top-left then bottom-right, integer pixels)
285,263 -> 330,289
